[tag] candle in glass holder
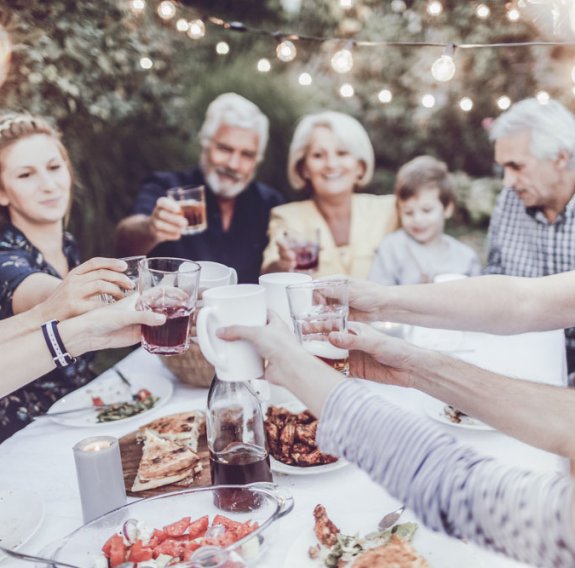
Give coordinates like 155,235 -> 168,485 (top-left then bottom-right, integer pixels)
73,436 -> 126,523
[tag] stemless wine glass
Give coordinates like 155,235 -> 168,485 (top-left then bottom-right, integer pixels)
137,257 -> 201,355
285,229 -> 320,273
167,185 -> 207,235
286,278 -> 350,375
100,255 -> 146,303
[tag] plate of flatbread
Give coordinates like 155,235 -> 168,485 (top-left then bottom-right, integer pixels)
120,410 -> 210,497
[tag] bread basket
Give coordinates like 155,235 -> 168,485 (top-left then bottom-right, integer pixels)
159,341 -> 215,388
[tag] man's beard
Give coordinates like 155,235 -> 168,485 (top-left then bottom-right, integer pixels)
205,168 -> 250,199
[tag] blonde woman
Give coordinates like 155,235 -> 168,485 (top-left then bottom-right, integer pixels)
261,111 -> 397,278
0,112 -> 131,440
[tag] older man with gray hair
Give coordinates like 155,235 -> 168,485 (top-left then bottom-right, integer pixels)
116,93 -> 283,283
485,97 -> 575,374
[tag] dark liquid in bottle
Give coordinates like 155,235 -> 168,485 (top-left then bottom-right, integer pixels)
210,444 -> 272,512
142,305 -> 190,349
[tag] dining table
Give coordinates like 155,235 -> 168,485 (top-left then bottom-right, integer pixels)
0,326 -> 568,568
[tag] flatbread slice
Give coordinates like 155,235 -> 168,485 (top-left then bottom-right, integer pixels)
131,470 -> 190,492
137,411 -> 206,451
352,535 -> 429,568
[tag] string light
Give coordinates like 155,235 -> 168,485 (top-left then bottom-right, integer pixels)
331,46 -> 354,73
340,0 -> 353,8
536,90 -> 550,104
497,95 -> 512,110
215,41 -> 230,55
340,83 -> 354,97
176,18 -> 189,32
475,4 -> 490,19
459,97 -> 473,111
157,0 -> 176,20
129,0 -> 146,14
431,43 -> 456,82
378,89 -> 393,103
276,39 -> 297,62
421,94 -> 436,108
257,58 -> 271,72
427,1 -> 443,16
139,56 -> 153,69
299,72 -> 313,86
187,20 -> 206,40
506,2 -> 520,22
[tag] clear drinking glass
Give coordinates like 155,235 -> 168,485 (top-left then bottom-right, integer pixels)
137,257 -> 201,355
100,255 -> 146,303
285,229 -> 320,273
286,278 -> 350,375
167,184 -> 207,235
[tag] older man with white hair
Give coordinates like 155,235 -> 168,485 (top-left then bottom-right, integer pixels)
116,93 -> 283,283
485,97 -> 575,374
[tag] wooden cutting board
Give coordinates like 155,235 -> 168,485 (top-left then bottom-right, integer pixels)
119,427 -> 212,498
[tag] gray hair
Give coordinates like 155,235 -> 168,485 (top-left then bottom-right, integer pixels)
489,98 -> 575,168
198,93 -> 269,162
288,111 -> 375,190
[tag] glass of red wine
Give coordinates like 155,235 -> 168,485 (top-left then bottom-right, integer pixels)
285,228 -> 320,273
137,257 -> 201,355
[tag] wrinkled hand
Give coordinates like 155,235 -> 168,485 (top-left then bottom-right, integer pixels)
39,257 -> 135,321
149,196 -> 187,242
274,237 -> 297,272
347,278 -> 386,322
329,322 -> 419,388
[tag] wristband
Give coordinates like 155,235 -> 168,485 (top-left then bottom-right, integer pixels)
41,319 -> 77,368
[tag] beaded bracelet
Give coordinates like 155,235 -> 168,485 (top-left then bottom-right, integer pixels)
41,319 -> 76,368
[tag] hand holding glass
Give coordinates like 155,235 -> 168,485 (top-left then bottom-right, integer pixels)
167,185 -> 207,235
284,229 -> 320,273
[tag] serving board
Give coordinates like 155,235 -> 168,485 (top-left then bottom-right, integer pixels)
119,429 -> 211,498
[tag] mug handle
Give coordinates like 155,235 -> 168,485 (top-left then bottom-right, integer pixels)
196,306 -> 228,371
229,268 -> 238,285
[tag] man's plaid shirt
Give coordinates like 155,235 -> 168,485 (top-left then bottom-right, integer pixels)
485,186 -> 575,353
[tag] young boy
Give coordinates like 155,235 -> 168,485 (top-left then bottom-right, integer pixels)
369,155 -> 481,285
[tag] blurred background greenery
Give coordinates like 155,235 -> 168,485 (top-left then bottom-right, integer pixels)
1,0 -> 573,368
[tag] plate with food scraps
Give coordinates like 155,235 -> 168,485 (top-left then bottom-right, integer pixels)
265,402 -> 349,476
283,503 -> 527,568
422,397 -> 495,431
46,368 -> 173,427
0,488 -> 44,563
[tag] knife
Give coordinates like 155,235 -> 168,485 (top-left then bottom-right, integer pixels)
36,402 -> 131,419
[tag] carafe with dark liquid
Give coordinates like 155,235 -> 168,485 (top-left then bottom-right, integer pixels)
207,375 -> 273,512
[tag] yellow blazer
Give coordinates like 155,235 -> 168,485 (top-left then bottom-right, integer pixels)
261,193 -> 398,278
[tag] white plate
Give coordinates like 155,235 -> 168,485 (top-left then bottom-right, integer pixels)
423,398 -> 495,431
266,402 -> 348,476
0,489 -> 44,562
46,369 -> 173,427
283,509 -> 527,568
408,326 -> 464,352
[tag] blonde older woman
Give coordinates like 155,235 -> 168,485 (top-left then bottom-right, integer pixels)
261,111 -> 397,278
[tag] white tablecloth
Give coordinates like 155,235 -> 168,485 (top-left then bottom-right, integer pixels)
0,328 -> 567,568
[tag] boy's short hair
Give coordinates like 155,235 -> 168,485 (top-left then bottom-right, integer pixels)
394,155 -> 455,208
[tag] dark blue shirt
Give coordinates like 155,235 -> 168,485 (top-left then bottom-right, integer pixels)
132,168 -> 284,283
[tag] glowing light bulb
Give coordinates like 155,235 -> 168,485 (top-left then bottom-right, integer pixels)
340,0 -> 353,8
257,58 -> 271,72
176,18 -> 189,32
378,89 -> 393,103
130,0 -> 146,14
475,4 -> 490,18
157,0 -> 176,20
507,7 -> 520,22
421,94 -> 436,108
139,57 -> 153,69
276,40 -> 297,62
427,1 -> 443,16
431,54 -> 456,82
391,0 -> 406,12
299,72 -> 312,86
331,48 -> 354,74
216,42 -> 230,55
187,20 -> 206,40
536,90 -> 550,104
340,83 -> 354,98
497,95 -> 511,110
459,97 -> 473,111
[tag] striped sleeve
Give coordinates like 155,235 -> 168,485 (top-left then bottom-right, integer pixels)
317,380 -> 575,567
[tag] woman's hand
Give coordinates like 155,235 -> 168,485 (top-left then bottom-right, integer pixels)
37,257 -> 135,321
272,237 -> 297,272
329,322 -> 420,388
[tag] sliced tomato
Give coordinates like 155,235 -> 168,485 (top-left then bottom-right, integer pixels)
234,521 -> 259,540
182,540 -> 203,560
102,533 -> 123,557
136,388 -> 152,400
148,528 -> 167,547
163,516 -> 191,537
212,515 -> 242,531
152,538 -> 185,559
109,535 -> 127,567
127,539 -> 154,562
187,515 -> 209,539
92,396 -> 105,407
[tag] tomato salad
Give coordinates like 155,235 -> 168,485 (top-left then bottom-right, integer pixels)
100,514 -> 259,567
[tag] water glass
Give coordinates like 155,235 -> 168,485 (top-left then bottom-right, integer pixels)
167,185 -> 207,235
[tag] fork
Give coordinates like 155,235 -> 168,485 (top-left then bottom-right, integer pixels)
114,366 -> 137,400
0,544 -> 81,567
378,505 -> 405,531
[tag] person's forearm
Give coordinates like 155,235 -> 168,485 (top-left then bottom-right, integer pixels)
409,349 -> 575,459
115,214 -> 158,257
0,305 -> 48,343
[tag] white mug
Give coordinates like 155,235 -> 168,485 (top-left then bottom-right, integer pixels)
197,284 -> 266,382
258,272 -> 312,329
197,261 -> 238,291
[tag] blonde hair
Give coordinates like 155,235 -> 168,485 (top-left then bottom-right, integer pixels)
287,111 -> 374,191
0,112 -> 73,222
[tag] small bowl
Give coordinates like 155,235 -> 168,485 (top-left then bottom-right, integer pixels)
45,483 -> 293,567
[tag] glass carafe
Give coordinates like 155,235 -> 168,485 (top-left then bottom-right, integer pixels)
207,375 -> 273,511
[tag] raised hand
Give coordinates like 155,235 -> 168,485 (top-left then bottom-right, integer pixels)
148,196 -> 188,242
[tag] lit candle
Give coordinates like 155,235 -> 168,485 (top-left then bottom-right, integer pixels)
73,436 -> 126,523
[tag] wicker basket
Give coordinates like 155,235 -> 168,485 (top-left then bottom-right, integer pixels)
159,342 -> 215,388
